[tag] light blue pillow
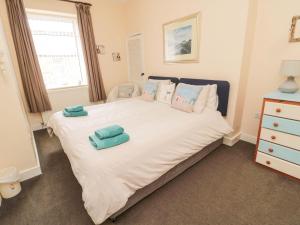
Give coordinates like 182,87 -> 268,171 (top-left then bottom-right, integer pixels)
142,81 -> 159,101
172,83 -> 203,112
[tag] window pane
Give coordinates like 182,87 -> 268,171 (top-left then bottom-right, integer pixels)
28,13 -> 87,89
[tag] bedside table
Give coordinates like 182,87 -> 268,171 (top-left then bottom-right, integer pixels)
255,91 -> 300,180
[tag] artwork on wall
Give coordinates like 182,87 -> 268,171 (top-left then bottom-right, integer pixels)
112,52 -> 121,62
163,12 -> 200,63
289,16 -> 300,42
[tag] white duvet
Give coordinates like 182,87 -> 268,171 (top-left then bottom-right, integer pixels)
48,98 -> 232,224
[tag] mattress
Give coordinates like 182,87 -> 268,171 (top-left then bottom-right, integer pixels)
48,98 -> 232,224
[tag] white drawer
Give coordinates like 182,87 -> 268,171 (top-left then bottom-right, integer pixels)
264,101 -> 300,121
256,152 -> 300,179
260,128 -> 300,151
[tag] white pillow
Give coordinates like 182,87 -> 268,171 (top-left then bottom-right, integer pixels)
206,84 -> 218,110
156,83 -> 176,104
118,85 -> 134,98
193,85 -> 210,113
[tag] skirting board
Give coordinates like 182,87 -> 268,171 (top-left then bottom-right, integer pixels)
240,133 -> 257,144
224,132 -> 257,146
20,166 -> 42,182
223,132 -> 241,146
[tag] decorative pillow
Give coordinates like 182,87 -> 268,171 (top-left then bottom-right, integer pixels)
141,81 -> 159,101
118,85 -> 134,98
156,83 -> 176,104
193,85 -> 210,113
171,83 -> 203,112
149,79 -> 171,99
206,84 -> 219,110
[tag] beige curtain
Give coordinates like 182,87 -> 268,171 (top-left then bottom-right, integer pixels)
6,0 -> 52,113
76,3 -> 106,102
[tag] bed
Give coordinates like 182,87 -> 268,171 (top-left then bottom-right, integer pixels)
47,76 -> 232,224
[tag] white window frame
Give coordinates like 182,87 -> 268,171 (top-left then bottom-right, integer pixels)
26,9 -> 88,91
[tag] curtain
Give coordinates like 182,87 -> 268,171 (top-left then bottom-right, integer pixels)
6,0 -> 52,113
76,3 -> 106,102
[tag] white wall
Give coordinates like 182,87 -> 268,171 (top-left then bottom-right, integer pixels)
124,0 -> 251,132
0,18 -> 39,175
241,0 -> 300,139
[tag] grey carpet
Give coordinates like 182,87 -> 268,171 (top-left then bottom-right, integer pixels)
0,130 -> 299,225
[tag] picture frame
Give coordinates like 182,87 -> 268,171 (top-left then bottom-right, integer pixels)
289,16 -> 300,42
163,12 -> 200,63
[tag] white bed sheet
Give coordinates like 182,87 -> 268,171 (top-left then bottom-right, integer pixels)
48,98 -> 232,224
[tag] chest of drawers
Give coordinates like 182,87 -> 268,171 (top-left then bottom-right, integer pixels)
255,91 -> 300,180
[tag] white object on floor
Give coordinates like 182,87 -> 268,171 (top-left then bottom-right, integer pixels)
0,167 -> 22,199
107,82 -> 141,102
48,98 -> 232,224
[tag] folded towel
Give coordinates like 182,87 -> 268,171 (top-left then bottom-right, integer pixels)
89,133 -> 129,150
95,125 -> 124,140
65,105 -> 84,113
63,109 -> 88,117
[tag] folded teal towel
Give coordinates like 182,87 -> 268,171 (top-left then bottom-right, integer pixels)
89,133 -> 129,150
65,105 -> 84,113
63,109 -> 88,117
95,125 -> 124,140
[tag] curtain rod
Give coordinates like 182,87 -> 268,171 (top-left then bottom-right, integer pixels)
59,0 -> 92,6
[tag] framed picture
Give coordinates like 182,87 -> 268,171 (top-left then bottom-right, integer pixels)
289,16 -> 300,42
163,12 -> 200,63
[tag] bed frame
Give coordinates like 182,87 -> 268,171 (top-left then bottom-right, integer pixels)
110,76 -> 230,221
110,138 -> 223,221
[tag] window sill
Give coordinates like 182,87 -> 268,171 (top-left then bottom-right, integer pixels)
47,85 -> 88,93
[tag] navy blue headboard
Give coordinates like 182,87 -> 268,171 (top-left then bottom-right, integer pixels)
148,75 -> 179,85
179,78 -> 230,116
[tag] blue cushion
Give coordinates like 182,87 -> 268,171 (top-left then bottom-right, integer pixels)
142,81 -> 159,101
172,83 -> 203,112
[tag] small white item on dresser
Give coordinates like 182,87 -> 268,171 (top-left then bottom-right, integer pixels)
255,91 -> 300,181
0,167 -> 22,199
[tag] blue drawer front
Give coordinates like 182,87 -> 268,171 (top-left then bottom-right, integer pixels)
258,140 -> 300,165
262,115 -> 300,136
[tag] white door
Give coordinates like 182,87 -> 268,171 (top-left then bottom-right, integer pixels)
127,34 -> 145,84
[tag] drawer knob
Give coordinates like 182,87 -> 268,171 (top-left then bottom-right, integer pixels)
266,161 -> 271,165
268,148 -> 274,153
273,122 -> 279,127
276,108 -> 281,113
271,135 -> 276,140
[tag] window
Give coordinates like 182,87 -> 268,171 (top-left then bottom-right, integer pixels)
27,11 -> 87,89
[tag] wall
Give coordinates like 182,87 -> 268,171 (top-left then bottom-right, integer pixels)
232,0 -> 258,133
0,18 -> 38,175
124,0 -> 251,131
241,0 -> 300,139
0,0 -> 129,129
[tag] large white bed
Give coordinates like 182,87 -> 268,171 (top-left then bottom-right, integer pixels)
48,97 -> 232,224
